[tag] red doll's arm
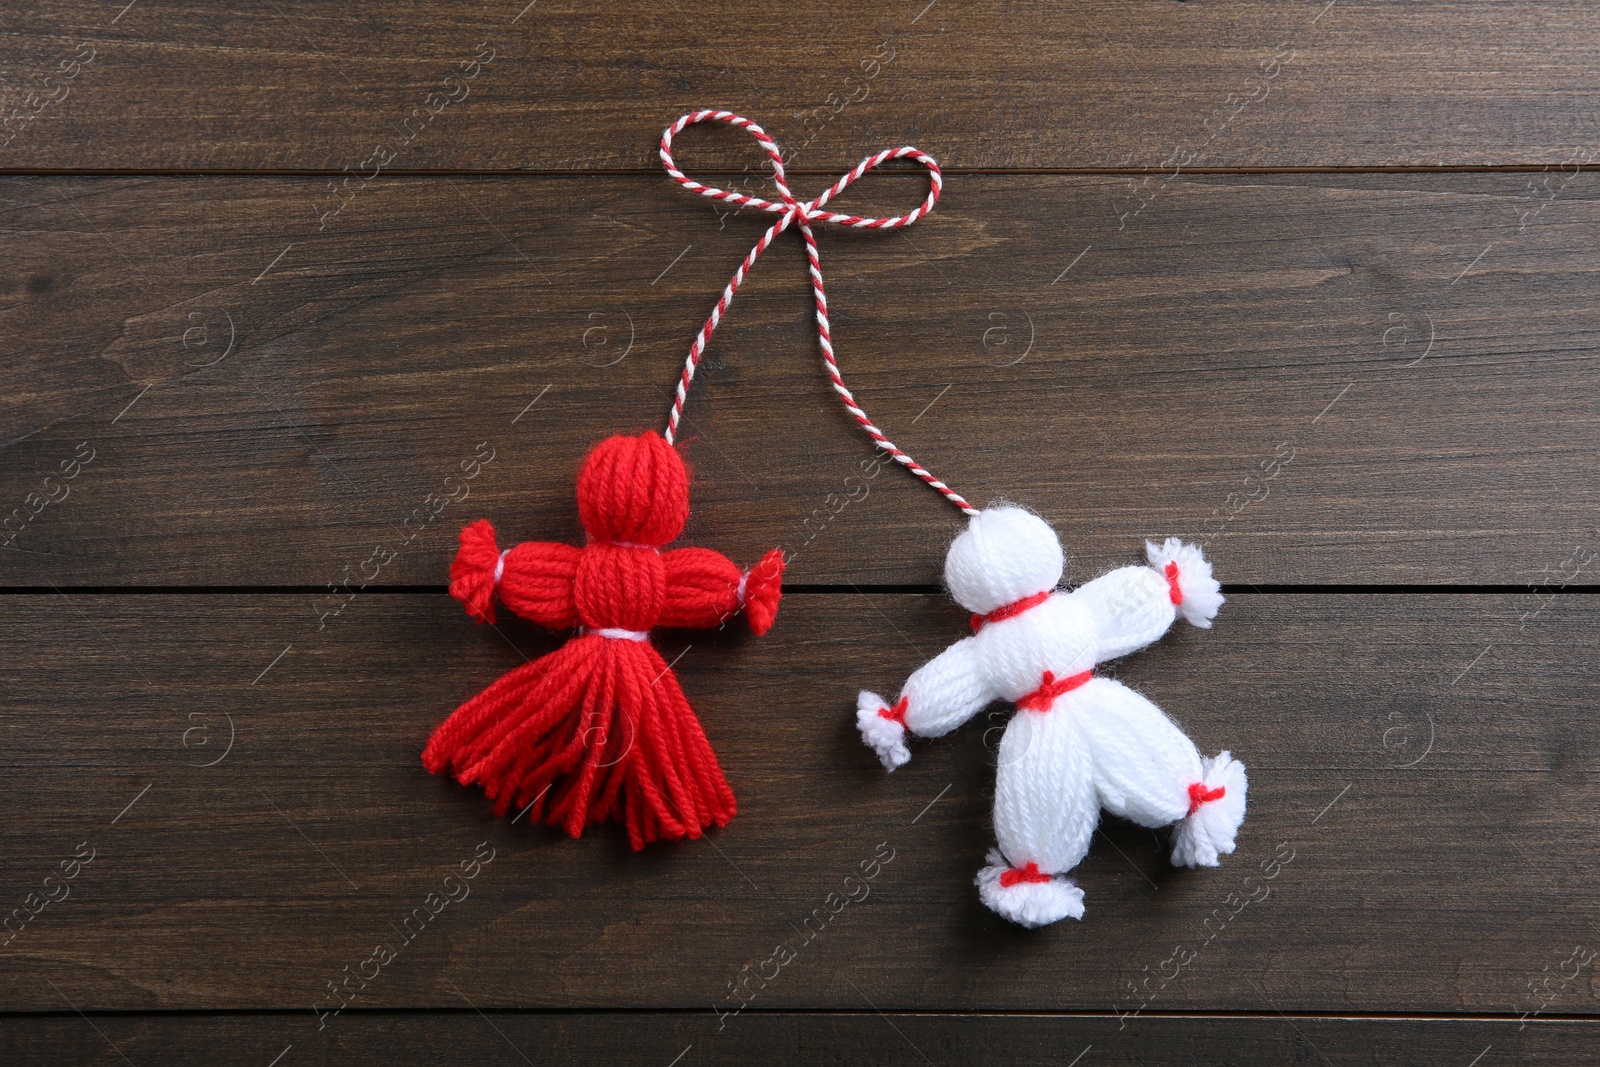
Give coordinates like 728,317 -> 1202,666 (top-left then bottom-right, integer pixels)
450,519 -> 580,628
659,546 -> 786,634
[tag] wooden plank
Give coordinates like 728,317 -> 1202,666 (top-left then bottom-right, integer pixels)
1,592 -> 1596,1012
2,1012 -> 1595,1065
3,2 -> 1600,171
4,173 -> 1599,585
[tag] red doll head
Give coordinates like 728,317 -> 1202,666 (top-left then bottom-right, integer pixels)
576,431 -> 689,547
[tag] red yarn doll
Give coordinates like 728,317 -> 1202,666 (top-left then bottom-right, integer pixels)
425,109 -> 946,847
424,431 -> 784,849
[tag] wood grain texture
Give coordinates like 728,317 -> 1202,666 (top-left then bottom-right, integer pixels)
4,1 -> 1600,171
2,1012 -> 1596,1066
8,0 -> 1598,1060
6,173 -> 1600,586
2,592 -> 1596,1013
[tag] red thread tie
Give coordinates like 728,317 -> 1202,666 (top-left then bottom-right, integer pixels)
1164,560 -> 1183,605
878,695 -> 909,726
658,110 -> 976,517
970,589 -> 1052,632
998,862 -> 1054,888
1187,782 -> 1226,816
1016,669 -> 1093,713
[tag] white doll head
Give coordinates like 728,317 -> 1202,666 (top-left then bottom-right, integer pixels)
943,506 -> 1065,614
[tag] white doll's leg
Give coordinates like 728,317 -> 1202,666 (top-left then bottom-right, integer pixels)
976,710 -> 1096,926
1075,677 -> 1247,867
1075,677 -> 1202,826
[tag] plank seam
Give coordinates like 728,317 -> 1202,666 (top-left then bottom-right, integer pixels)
1,166 -> 1593,178
0,1008 -> 1595,1022
4,584 -> 1598,596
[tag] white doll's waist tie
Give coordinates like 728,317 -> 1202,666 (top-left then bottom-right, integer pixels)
1016,669 -> 1093,713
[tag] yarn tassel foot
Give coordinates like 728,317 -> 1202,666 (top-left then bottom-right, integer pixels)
974,850 -> 1086,927
1169,751 -> 1248,868
423,634 -> 736,850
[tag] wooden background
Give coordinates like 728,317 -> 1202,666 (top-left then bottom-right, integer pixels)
4,2 -> 1599,1063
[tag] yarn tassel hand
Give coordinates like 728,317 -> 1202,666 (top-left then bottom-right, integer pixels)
423,431 -> 785,849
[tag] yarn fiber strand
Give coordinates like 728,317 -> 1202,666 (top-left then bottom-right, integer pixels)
425,432 -> 785,848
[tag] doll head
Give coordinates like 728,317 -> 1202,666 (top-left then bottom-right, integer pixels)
943,506 -> 1065,614
576,431 -> 690,547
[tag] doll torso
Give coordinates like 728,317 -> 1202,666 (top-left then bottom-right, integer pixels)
971,593 -> 1097,705
573,543 -> 666,631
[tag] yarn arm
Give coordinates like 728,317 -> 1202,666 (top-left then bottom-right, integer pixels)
856,637 -> 994,771
1070,539 -> 1223,664
658,546 -> 786,635
658,547 -> 742,629
449,520 -> 580,628
494,541 -> 583,629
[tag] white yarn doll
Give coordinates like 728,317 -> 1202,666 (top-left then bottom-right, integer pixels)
856,507 -> 1247,927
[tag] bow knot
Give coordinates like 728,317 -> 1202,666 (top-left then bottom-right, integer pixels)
656,110 -> 976,517
660,108 -> 942,235
785,199 -> 818,223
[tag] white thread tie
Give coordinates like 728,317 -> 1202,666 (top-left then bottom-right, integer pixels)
583,627 -> 651,642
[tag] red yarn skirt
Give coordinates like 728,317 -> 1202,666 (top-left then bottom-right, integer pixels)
422,634 -> 736,849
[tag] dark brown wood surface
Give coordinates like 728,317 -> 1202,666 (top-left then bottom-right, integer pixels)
2,593 -> 1596,1017
7,1 -> 1600,1062
7,173 -> 1600,586
4,1013 -> 1597,1066
4,1 -> 1600,171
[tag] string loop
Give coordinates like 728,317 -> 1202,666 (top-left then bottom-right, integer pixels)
658,109 -> 977,517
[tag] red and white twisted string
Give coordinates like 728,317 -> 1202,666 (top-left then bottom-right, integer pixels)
658,109 -> 977,517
